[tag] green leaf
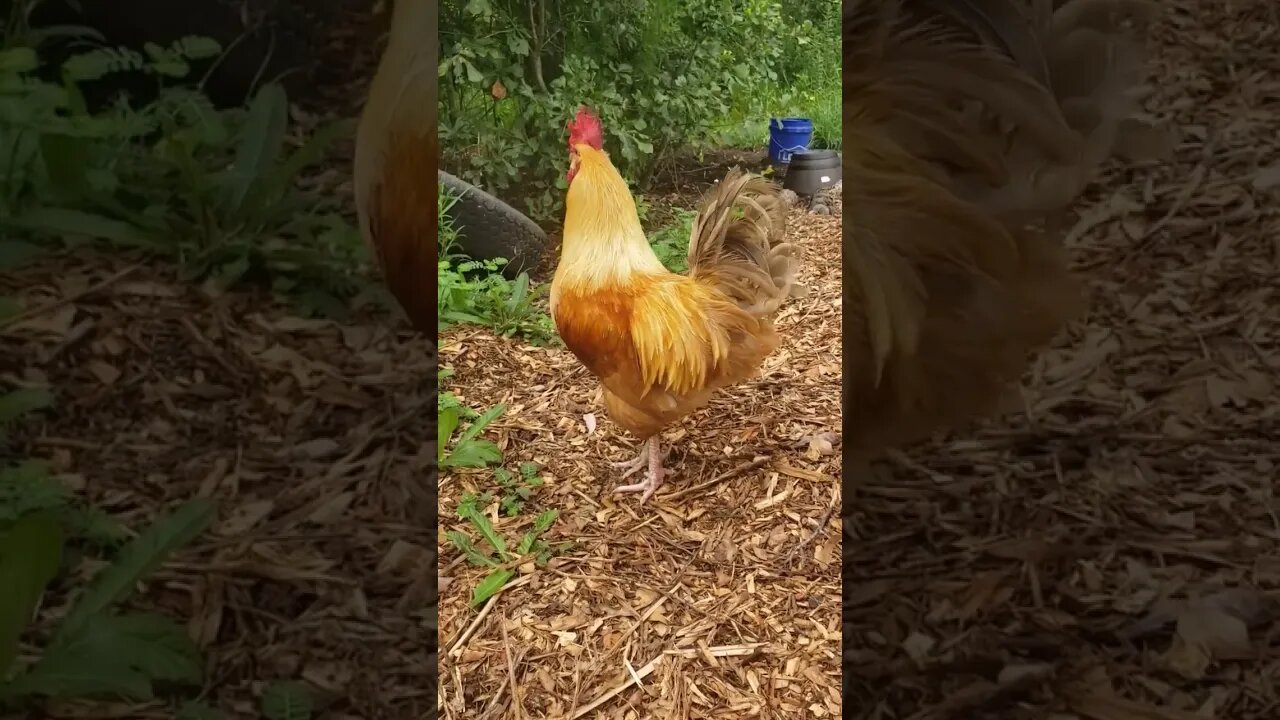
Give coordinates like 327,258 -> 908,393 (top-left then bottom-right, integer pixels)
260,680 -> 316,720
149,60 -> 190,78
6,612 -> 202,700
437,407 -> 459,463
444,530 -> 496,567
264,118 -> 355,203
470,568 -> 513,607
3,649 -> 151,700
532,509 -> 559,534
0,48 -> 38,74
224,84 -> 289,214
455,492 -> 489,518
39,134 -> 92,202
0,388 -> 53,425
24,24 -> 103,48
0,240 -> 46,272
506,273 -> 529,311
0,512 -> 64,680
0,298 -> 19,323
0,461 -> 65,525
172,36 -> 222,60
61,505 -> 129,548
454,404 -> 505,446
463,60 -> 483,83
441,439 -> 501,468
4,208 -> 160,249
54,499 -> 215,644
459,506 -> 508,561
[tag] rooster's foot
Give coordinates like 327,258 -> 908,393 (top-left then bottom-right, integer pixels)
610,445 -> 650,479
610,439 -> 669,480
614,437 -> 670,504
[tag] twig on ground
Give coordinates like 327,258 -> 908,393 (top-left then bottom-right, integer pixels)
777,484 -> 839,567
447,575 -> 533,658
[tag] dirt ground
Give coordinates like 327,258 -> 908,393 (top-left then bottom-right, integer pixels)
436,197 -> 843,718
842,1 -> 1280,717
1,254 -> 437,718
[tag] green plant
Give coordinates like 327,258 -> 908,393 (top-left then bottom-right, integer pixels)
260,680 -> 317,720
0,39 -> 365,317
438,185 -> 558,343
445,493 -> 561,607
0,388 -> 51,428
439,0 -> 839,221
494,462 -> 544,516
648,207 -> 694,273
0,499 -> 216,704
0,512 -> 61,684
0,462 -> 128,548
0,389 -> 126,547
438,403 -> 505,469
173,680 -> 316,720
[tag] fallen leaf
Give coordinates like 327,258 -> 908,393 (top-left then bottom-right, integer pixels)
1163,587 -> 1270,678
900,632 -> 935,665
85,359 -> 120,386
308,491 -> 355,524
997,662 -> 1054,687
1252,162 -> 1280,191
216,499 -> 275,535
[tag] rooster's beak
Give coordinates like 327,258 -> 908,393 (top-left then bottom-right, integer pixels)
566,153 -> 581,184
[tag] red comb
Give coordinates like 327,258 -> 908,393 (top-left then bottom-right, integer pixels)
567,106 -> 603,150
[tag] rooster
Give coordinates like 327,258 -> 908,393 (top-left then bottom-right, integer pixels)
842,0 -> 1167,468
354,0 -> 437,332
551,108 -> 798,504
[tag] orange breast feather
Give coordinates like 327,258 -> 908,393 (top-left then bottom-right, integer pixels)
369,129 -> 437,332
554,278 -> 778,436
554,285 -> 643,394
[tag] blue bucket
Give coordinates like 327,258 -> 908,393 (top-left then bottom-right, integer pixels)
768,117 -> 814,166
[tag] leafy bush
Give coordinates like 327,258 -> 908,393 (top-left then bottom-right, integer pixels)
0,37 -> 363,316
437,186 -> 557,342
0,500 -> 216,705
648,208 -> 695,273
439,0 -> 840,222
0,376 -> 215,708
446,497 -> 559,607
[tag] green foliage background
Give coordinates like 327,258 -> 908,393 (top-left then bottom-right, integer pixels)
439,0 -> 840,222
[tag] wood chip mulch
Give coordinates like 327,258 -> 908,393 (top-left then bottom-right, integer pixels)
1,257 -> 437,719
437,199 -> 843,718
843,1 -> 1280,717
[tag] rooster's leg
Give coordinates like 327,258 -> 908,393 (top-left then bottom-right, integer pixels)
614,436 -> 670,504
609,442 -> 650,479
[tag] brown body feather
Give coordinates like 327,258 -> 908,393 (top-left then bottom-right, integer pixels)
551,149 -> 796,441
354,0 -> 438,332
843,0 -> 1164,457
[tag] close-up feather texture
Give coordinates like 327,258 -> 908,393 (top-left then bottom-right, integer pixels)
842,0 -> 1169,466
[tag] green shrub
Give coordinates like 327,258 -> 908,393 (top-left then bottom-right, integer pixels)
439,0 -> 839,222
437,185 -> 557,343
0,38 -> 362,317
